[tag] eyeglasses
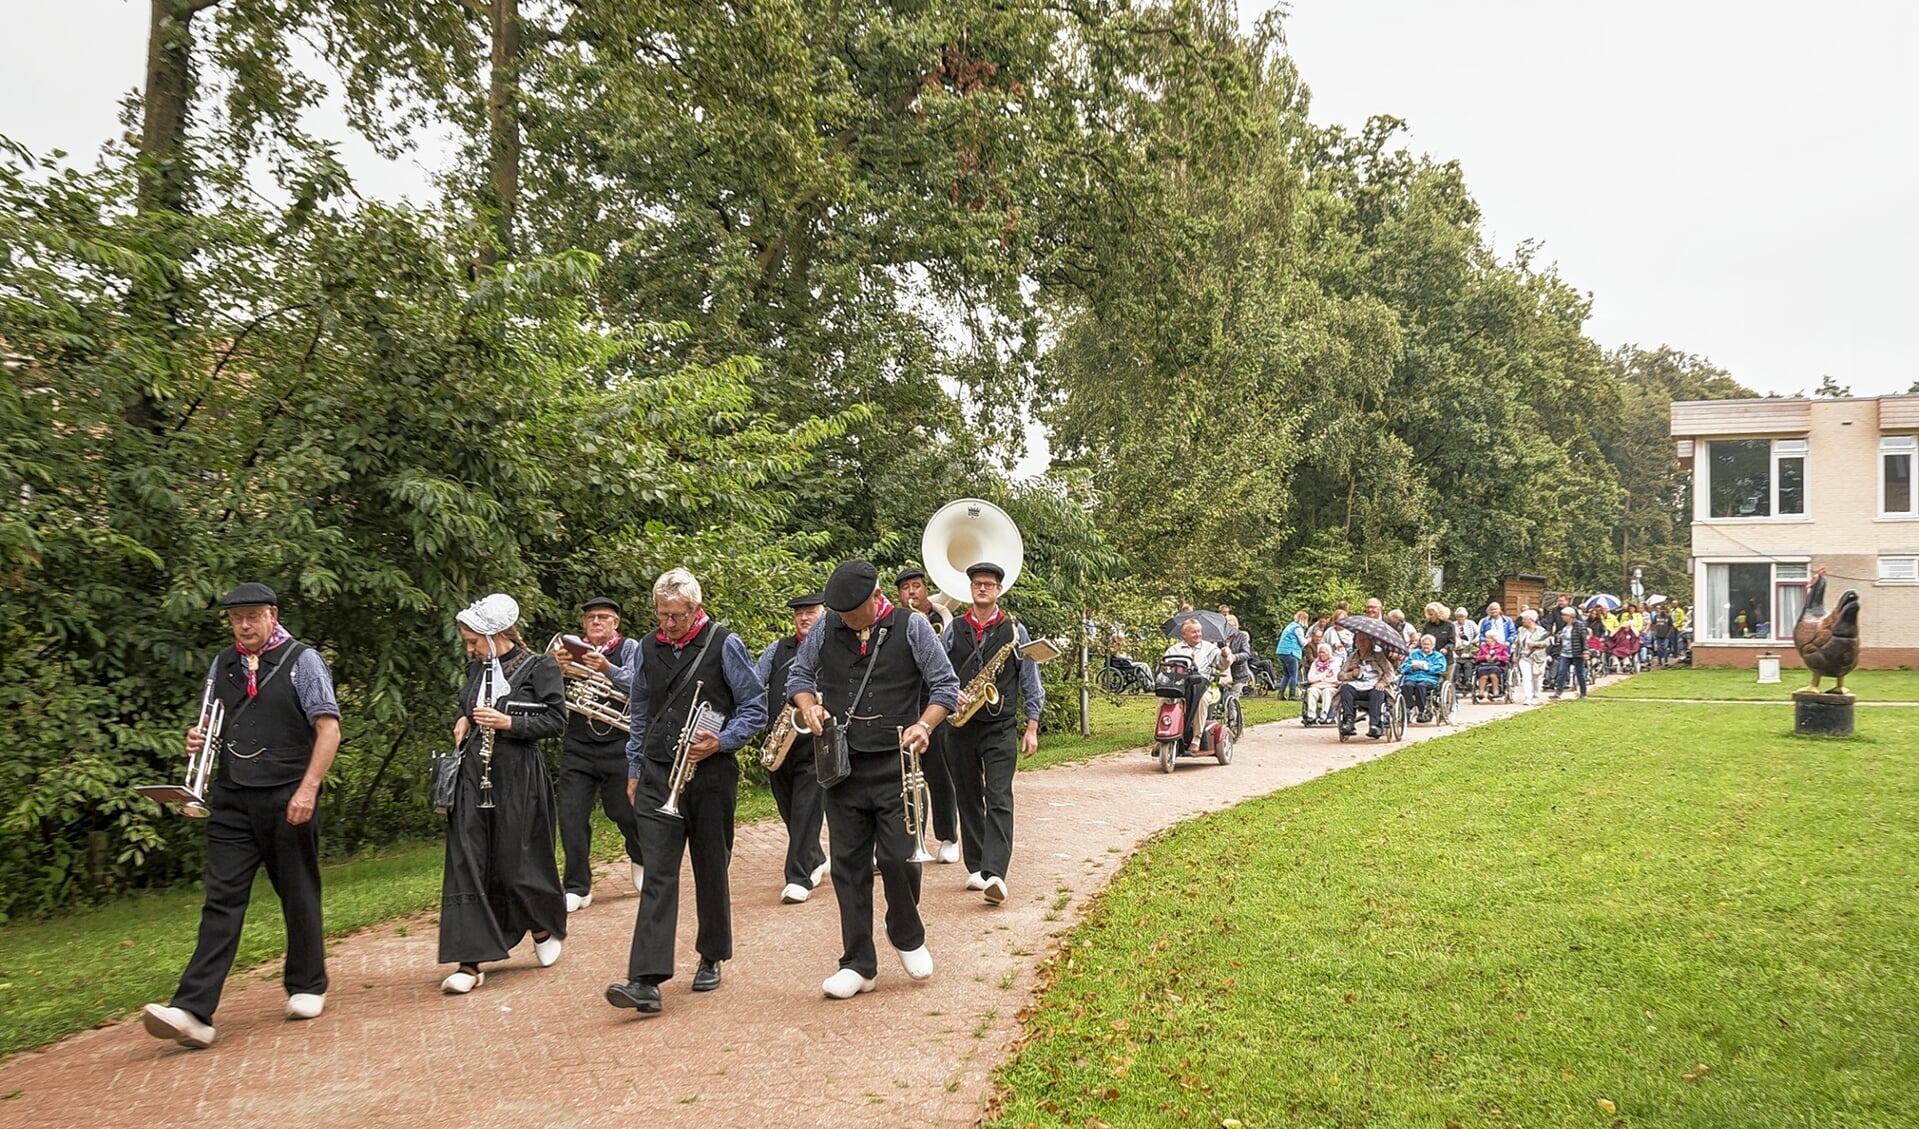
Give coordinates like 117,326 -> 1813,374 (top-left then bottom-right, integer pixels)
656,607 -> 695,623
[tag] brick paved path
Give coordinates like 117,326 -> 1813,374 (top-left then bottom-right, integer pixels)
0,695 -> 1544,1127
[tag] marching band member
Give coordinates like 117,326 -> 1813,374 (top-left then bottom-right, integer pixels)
605,569 -> 766,1015
895,566 -> 961,864
754,592 -> 831,904
142,583 -> 341,1049
555,597 -> 644,912
788,559 -> 959,999
439,593 -> 569,994
941,562 -> 1043,906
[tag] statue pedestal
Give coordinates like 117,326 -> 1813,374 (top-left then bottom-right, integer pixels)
1793,689 -> 1855,737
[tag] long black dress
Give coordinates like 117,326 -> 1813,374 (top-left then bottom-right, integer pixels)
439,646 -> 568,965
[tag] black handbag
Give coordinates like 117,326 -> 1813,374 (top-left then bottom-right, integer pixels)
430,749 -> 460,814
816,625 -> 888,790
814,717 -> 851,790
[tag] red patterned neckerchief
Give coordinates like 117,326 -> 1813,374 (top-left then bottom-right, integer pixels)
964,606 -> 1004,643
857,595 -> 896,654
657,613 -> 709,649
598,631 -> 623,654
235,624 -> 293,697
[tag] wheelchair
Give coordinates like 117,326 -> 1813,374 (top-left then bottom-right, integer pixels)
1337,678 -> 1405,743
1397,674 -> 1457,729
1096,653 -> 1154,694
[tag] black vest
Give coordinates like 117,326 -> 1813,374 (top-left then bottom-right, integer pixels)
815,606 -> 923,753
948,615 -> 1021,730
639,622 -> 737,764
565,636 -> 637,747
767,634 -> 802,709
212,641 -> 317,789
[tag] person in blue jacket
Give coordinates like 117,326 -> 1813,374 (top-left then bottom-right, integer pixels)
1274,610 -> 1309,700
1399,634 -> 1449,722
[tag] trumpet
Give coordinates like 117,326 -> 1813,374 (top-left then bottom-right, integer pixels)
135,674 -> 224,818
660,683 -> 723,818
899,726 -> 934,863
759,704 -> 807,771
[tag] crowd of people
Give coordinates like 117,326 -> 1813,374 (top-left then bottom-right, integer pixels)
141,557 -> 1052,1049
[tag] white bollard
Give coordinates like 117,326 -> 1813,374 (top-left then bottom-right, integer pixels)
1756,651 -> 1781,684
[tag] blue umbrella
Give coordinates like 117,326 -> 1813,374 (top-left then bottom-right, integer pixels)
1584,593 -> 1621,612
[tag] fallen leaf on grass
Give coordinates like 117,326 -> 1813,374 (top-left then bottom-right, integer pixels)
1597,1098 -> 1616,1114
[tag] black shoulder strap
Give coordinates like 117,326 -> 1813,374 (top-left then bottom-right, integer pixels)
658,627 -> 720,714
226,642 -> 307,728
837,624 -> 889,724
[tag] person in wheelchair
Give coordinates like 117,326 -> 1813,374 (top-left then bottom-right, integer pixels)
1336,633 -> 1395,739
1398,634 -> 1449,722
1162,618 -> 1230,754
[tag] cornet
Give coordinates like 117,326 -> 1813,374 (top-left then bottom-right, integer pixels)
899,726 -> 934,863
660,683 -> 723,818
135,675 -> 224,818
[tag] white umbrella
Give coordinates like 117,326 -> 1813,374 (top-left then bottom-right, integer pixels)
1646,594 -> 1668,606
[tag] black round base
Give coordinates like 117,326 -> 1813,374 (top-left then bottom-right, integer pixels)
1793,690 -> 1855,737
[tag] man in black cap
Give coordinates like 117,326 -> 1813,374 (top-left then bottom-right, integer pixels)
787,559 -> 959,999
941,561 -> 1044,907
553,596 -> 644,912
142,583 -> 341,1049
895,566 -> 961,865
754,592 -> 832,904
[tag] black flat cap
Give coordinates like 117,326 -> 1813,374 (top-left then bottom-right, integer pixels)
220,582 -> 278,608
965,561 -> 1005,582
786,591 -> 826,609
582,596 -> 623,615
894,566 -> 927,586
825,559 -> 880,612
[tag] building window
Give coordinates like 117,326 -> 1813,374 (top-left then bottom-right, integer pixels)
1882,436 -> 1916,516
1880,556 -> 1919,582
1706,438 -> 1807,519
1701,560 -> 1809,640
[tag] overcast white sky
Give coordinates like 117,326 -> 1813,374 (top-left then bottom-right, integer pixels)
3,0 -> 1913,400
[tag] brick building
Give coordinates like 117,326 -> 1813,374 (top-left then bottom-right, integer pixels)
1671,395 -> 1919,669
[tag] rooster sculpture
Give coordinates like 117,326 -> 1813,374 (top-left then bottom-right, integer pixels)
1793,568 -> 1862,694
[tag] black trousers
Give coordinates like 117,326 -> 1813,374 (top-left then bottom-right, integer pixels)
1337,683 -> 1388,731
1403,680 -> 1437,714
1180,674 -> 1211,747
824,749 -> 924,978
627,753 -> 736,983
173,781 -> 326,1022
557,738 -> 643,895
949,720 -> 1017,880
920,726 -> 960,843
768,745 -> 827,887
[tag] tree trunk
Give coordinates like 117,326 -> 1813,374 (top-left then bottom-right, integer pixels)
481,0 -> 522,267
130,0 -> 219,434
138,0 -> 201,214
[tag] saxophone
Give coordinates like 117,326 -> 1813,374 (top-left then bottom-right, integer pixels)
950,639 -> 1020,728
758,704 -> 806,771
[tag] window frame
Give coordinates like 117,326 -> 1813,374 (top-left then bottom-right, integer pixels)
1699,437 -> 1810,522
1694,556 -> 1813,642
1880,435 -> 1916,518
1879,556 -> 1919,584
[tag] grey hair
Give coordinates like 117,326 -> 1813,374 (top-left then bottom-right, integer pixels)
1420,633 -> 1436,648
653,567 -> 703,608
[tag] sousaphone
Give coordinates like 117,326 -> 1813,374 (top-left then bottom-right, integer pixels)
922,498 -> 1024,613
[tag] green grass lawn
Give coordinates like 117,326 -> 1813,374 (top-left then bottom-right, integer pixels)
0,694 -> 1219,1057
1595,666 -> 1919,702
989,701 -> 1919,1129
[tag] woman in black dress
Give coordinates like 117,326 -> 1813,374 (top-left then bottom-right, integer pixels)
440,593 -> 569,993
